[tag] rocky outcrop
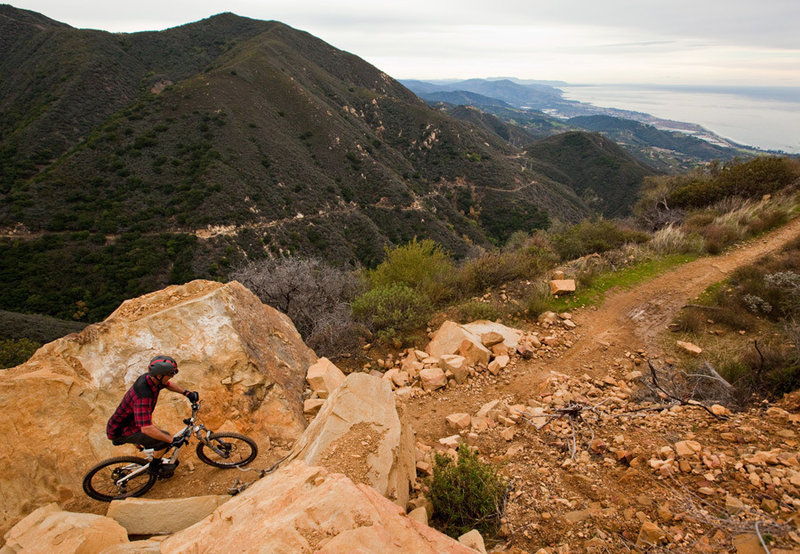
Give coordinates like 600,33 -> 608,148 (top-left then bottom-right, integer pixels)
287,373 -> 416,508
0,280 -> 317,536
1,503 -> 128,553
160,461 -> 474,553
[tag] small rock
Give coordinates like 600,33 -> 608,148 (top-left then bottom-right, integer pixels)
408,506 -> 428,525
458,529 -> 487,554
636,520 -> 666,547
677,341 -> 702,355
725,496 -> 744,515
446,413 -> 471,430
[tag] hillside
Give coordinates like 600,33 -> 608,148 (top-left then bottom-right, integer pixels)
525,132 -> 660,217
0,7 -> 594,322
569,115 -> 743,171
403,78 -> 756,171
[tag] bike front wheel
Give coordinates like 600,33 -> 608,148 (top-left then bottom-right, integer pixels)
196,432 -> 258,468
82,456 -> 156,502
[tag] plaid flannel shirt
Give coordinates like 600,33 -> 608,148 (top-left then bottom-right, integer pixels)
106,374 -> 167,439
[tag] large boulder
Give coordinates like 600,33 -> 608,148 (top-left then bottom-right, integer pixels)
285,373 -> 416,508
2,503 -> 128,553
0,280 -> 317,536
426,320 -> 522,363
160,461 -> 474,553
106,495 -> 230,535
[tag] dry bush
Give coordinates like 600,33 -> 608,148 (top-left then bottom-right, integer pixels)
231,257 -> 365,357
648,225 -> 704,255
674,308 -> 707,334
519,281 -> 552,318
700,223 -> 742,254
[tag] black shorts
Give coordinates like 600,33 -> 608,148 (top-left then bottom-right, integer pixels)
113,430 -> 170,451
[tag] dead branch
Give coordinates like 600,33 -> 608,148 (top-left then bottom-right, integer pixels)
648,361 -> 727,420
521,403 -> 598,459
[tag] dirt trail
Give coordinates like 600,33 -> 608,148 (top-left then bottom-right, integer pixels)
410,215 -> 800,441
508,215 -> 800,393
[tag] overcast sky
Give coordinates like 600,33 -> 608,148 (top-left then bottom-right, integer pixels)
8,0 -> 800,86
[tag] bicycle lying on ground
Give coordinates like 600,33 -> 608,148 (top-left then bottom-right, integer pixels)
83,401 -> 258,501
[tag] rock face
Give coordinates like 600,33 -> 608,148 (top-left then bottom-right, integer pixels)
2,503 -> 128,553
286,373 -> 416,508
106,495 -> 230,535
0,279 -> 317,536
160,461 -> 474,553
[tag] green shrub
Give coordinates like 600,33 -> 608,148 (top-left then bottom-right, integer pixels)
369,238 -> 455,305
428,444 -> 507,538
352,284 -> 432,341
669,156 -> 800,209
451,300 -> 503,323
551,219 -> 650,261
0,338 -> 40,369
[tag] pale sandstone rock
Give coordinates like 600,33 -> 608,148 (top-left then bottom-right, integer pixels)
426,321 -> 488,360
420,367 -> 447,391
439,435 -> 462,448
0,279 -> 316,536
490,343 -> 509,357
480,332 -> 504,347
391,371 -> 410,388
160,461 -> 473,553
549,279 -> 576,295
677,340 -> 703,355
462,321 -> 523,350
440,355 -> 468,384
552,270 -> 566,280
408,506 -> 428,525
304,398 -> 325,415
636,520 -> 666,547
538,311 -> 559,325
106,495 -> 229,535
3,503 -> 128,553
674,440 -> 702,458
286,373 -> 415,508
711,404 -> 731,416
446,413 -> 471,430
306,357 -> 346,398
458,340 -> 491,367
458,529 -> 487,554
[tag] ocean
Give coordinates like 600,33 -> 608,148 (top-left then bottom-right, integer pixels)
559,85 -> 800,154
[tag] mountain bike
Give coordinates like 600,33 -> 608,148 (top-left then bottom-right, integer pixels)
83,401 -> 258,502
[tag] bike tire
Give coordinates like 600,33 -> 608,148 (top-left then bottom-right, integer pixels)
82,456 -> 156,502
196,432 -> 258,468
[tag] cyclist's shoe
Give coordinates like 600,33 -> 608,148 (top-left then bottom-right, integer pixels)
158,460 -> 179,479
148,458 -> 163,475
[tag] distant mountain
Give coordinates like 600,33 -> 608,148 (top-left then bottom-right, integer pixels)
526,132 -> 660,218
418,90 -> 513,109
568,115 -> 741,171
402,78 -> 564,110
0,7 -> 594,321
403,78 -> 757,171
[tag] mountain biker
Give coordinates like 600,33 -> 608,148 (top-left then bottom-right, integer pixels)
106,355 -> 199,474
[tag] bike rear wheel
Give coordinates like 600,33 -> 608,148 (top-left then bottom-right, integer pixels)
82,456 -> 156,502
196,432 -> 258,468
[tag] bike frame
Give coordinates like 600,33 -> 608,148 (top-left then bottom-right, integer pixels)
112,401 -> 227,488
